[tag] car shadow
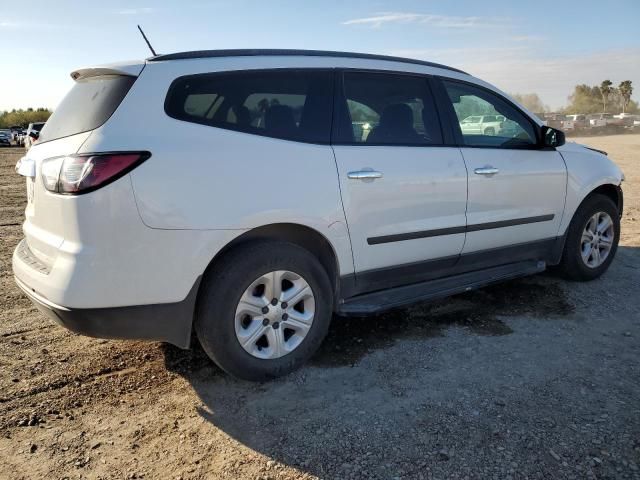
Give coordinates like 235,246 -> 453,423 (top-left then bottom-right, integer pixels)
159,259 -> 602,478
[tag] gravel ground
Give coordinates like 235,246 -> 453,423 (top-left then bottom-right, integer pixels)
0,135 -> 639,479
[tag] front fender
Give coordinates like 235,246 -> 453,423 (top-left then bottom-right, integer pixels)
558,144 -> 624,234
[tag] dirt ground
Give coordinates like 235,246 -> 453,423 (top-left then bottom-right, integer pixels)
0,135 -> 639,480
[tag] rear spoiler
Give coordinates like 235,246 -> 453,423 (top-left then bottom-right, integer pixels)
70,62 -> 144,81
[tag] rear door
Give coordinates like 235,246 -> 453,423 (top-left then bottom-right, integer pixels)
436,78 -> 566,257
332,71 -> 468,292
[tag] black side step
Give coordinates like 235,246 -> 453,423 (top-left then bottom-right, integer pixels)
337,260 -> 546,316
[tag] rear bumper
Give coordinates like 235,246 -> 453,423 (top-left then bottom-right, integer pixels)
14,275 -> 200,349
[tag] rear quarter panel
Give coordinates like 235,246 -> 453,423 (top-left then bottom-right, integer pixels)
78,57 -> 355,275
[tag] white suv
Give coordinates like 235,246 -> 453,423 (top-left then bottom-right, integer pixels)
13,50 -> 624,380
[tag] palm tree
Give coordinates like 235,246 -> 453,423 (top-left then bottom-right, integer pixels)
618,80 -> 633,113
600,80 -> 613,113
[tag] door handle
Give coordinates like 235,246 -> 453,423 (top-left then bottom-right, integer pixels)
474,166 -> 499,176
347,170 -> 383,180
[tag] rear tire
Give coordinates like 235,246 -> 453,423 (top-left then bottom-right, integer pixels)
195,241 -> 333,381
558,194 -> 620,281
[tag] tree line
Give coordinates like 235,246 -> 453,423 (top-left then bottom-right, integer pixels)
0,108 -> 52,129
513,80 -> 636,115
564,80 -> 636,114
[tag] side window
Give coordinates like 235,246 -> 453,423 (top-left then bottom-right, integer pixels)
441,80 -> 537,148
165,70 -> 333,143
184,94 -> 224,118
336,72 -> 442,145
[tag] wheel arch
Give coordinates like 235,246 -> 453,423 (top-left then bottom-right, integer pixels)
200,222 -> 342,300
588,183 -> 623,217
560,178 -> 623,236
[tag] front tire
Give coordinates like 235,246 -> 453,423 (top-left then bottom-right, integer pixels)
558,194 -> 620,281
195,241 -> 333,381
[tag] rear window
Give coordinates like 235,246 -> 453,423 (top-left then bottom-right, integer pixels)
334,71 -> 443,145
165,69 -> 333,143
38,75 -> 135,143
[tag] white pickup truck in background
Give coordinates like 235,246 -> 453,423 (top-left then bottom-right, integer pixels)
459,114 -> 505,136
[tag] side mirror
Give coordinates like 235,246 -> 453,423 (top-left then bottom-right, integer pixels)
28,131 -> 39,140
541,125 -> 565,148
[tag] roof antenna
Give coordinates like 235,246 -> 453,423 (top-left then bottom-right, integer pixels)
137,25 -> 157,56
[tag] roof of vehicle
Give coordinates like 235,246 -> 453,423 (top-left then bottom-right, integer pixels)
147,49 -> 468,74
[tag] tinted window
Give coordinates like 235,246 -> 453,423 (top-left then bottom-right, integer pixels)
39,75 -> 135,144
335,72 -> 442,145
442,80 -> 537,148
165,70 -> 333,143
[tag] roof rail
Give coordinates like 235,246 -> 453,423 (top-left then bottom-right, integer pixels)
148,49 -> 467,74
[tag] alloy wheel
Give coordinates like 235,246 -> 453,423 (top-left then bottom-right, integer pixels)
580,211 -> 614,268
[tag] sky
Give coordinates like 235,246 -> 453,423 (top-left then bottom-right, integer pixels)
1,0 -> 639,111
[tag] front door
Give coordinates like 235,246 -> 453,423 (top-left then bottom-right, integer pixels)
332,71 -> 468,292
438,79 -> 567,256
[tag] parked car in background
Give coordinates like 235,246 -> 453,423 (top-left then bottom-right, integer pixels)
24,122 -> 45,149
17,130 -> 27,146
566,114 -> 589,129
495,118 -> 525,138
0,129 -> 12,146
459,114 -> 505,136
13,49 -> 624,381
545,114 -> 574,131
588,113 -> 614,127
12,129 -> 27,147
612,113 -> 635,127
9,126 -> 23,145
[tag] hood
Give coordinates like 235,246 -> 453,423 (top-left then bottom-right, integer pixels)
557,141 -> 590,153
557,141 -> 608,156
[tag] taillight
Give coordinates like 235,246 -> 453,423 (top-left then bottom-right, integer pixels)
41,152 -> 150,195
